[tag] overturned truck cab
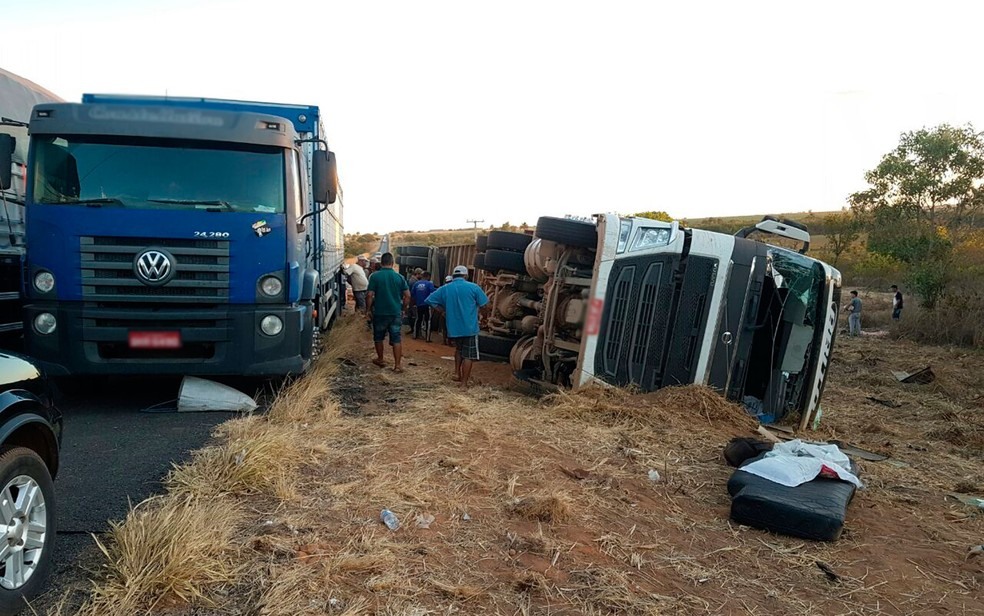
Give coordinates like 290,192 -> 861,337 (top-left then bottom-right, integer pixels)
515,214 -> 841,427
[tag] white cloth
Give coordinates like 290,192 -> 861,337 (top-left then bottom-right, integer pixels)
343,264 -> 369,292
741,439 -> 863,489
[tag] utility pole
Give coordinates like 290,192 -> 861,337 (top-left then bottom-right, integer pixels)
466,219 -> 484,240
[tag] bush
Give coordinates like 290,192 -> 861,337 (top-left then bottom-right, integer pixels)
893,293 -> 984,348
846,252 -> 905,289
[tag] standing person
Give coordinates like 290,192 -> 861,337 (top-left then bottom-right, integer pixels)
409,268 -> 423,286
890,284 -> 903,321
343,261 -> 369,313
844,290 -> 862,337
366,252 -> 410,372
427,265 -> 490,388
367,257 -> 382,279
410,271 -> 436,339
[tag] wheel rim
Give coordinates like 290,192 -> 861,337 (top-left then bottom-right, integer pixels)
0,475 -> 46,590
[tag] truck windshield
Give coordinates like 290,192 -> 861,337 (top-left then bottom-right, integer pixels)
31,135 -> 285,213
769,248 -> 824,326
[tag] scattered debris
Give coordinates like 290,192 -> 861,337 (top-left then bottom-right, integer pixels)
461,512 -> 471,521
816,561 -> 841,582
967,545 -> 984,560
415,513 -> 436,529
647,469 -> 661,483
756,425 -> 783,443
866,396 -> 903,408
177,376 -> 258,413
947,493 -> 984,510
892,366 -> 935,384
380,509 -> 400,530
885,459 -> 911,468
560,467 -> 592,481
830,440 -> 889,462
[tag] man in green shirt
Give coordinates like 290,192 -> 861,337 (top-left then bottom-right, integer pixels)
366,252 -> 411,372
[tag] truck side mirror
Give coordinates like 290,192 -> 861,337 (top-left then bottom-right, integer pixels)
312,150 -> 339,205
0,134 -> 14,191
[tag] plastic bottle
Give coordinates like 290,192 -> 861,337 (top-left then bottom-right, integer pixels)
380,509 -> 400,530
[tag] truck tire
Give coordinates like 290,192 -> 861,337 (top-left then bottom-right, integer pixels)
473,252 -> 486,270
484,249 -> 527,275
396,256 -> 406,266
399,246 -> 430,258
476,235 -> 488,252
478,332 -> 518,358
487,230 -> 533,253
402,256 -> 428,270
534,216 -> 598,248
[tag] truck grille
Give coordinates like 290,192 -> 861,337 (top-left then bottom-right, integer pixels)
595,254 -> 716,392
597,256 -> 676,389
80,236 -> 230,303
603,267 -> 634,375
661,256 -> 717,386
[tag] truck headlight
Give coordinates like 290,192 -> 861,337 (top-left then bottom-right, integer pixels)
34,271 -> 55,293
260,276 -> 283,297
34,313 -> 57,335
260,315 -> 283,336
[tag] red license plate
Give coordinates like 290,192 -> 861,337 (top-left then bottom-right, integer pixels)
584,298 -> 604,336
128,331 -> 182,349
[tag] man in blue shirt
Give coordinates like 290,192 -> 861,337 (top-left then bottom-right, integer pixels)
410,271 -> 436,339
427,265 -> 490,388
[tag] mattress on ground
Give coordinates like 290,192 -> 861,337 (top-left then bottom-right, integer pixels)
727,461 -> 858,542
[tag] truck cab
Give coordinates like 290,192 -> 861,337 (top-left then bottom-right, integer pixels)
15,96 -> 342,376
518,214 -> 841,426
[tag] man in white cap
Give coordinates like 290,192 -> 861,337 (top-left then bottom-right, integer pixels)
343,259 -> 370,313
426,265 -> 489,388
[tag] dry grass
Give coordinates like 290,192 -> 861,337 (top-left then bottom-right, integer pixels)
508,493 -> 572,523
61,313 -> 984,615
77,495 -> 244,615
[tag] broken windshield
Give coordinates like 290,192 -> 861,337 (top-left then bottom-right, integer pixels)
768,248 -> 824,326
30,135 -> 285,213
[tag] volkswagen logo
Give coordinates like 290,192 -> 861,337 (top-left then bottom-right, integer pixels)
133,249 -> 175,286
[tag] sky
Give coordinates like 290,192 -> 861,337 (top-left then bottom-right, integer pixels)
2,0 -> 984,234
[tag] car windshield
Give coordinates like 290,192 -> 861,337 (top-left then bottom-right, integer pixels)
31,135 -> 285,213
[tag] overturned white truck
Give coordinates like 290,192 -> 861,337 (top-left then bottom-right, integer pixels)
499,214 -> 840,428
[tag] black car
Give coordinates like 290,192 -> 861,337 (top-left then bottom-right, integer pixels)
0,352 -> 61,614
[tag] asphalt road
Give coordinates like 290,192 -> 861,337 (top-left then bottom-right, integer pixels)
32,376 -> 244,610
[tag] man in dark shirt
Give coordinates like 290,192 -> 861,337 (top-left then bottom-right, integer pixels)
844,290 -> 862,336
366,252 -> 410,372
410,271 -> 436,339
890,285 -> 903,321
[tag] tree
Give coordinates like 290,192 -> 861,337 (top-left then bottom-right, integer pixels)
821,210 -> 860,267
633,210 -> 674,222
849,124 -> 984,307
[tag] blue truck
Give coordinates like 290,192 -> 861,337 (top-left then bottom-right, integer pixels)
3,94 -> 343,376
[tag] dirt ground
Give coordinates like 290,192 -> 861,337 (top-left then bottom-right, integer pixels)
226,319 -> 982,615
57,316 -> 984,615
